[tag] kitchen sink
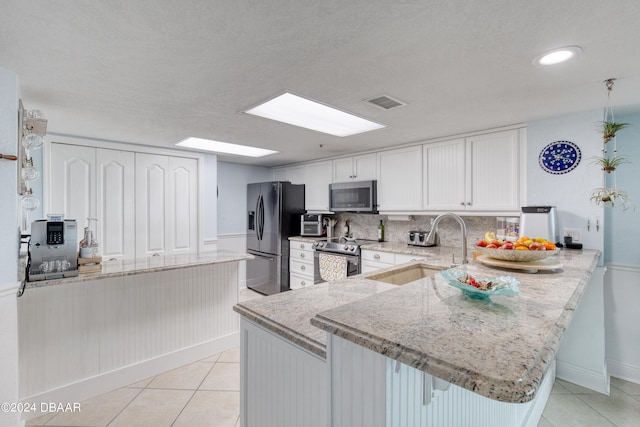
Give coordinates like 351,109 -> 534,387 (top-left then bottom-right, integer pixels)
366,264 -> 441,285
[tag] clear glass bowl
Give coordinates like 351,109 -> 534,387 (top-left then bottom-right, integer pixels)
474,246 -> 560,262
440,269 -> 520,299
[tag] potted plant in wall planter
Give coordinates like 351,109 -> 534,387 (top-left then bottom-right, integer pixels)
590,187 -> 631,211
590,155 -> 629,173
600,121 -> 629,143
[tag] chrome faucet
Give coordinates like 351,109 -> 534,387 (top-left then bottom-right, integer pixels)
425,213 -> 468,265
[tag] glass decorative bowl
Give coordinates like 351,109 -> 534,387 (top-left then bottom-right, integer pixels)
474,246 -> 560,262
440,270 -> 520,299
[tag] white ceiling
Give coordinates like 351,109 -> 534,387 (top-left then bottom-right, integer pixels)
2,0 -> 640,166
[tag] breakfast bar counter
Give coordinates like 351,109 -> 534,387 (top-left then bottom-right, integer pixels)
235,248 -> 601,427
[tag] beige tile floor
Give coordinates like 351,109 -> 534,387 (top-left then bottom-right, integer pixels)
26,288 -> 640,427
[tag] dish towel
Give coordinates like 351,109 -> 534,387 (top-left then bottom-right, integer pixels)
319,253 -> 348,282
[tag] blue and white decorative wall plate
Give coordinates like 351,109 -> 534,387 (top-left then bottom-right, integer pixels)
538,140 -> 581,174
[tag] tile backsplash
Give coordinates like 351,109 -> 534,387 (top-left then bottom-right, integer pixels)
332,213 -> 497,247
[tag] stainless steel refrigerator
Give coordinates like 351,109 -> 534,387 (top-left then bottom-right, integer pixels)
246,181 -> 305,295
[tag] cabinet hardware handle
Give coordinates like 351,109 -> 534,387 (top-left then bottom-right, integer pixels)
300,243 -> 305,249
109,258 -> 117,262
301,281 -> 306,286
300,265 -> 306,271
460,202 -> 465,206
153,253 -> 160,257
373,254 -> 380,260
300,253 -> 305,258
466,202 -> 472,206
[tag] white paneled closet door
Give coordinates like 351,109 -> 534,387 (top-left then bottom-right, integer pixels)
96,149 -> 135,260
49,143 -> 96,246
135,153 -> 170,258
168,156 -> 198,255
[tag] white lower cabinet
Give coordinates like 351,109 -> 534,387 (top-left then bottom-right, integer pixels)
289,241 -> 315,289
361,249 -> 428,274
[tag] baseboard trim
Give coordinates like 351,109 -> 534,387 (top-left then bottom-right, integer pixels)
556,359 -> 609,394
608,359 -> 640,385
20,332 -> 239,421
0,281 -> 20,298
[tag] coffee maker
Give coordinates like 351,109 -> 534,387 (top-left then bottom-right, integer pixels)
28,219 -> 79,281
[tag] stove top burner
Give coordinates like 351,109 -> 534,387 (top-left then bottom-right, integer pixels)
312,237 -> 378,255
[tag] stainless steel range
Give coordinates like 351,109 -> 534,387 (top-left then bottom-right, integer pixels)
312,237 -> 377,282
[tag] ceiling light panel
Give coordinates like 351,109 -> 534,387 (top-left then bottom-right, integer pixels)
245,92 -> 386,137
176,137 -> 278,157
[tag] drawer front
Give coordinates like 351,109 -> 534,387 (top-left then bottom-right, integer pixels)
361,250 -> 395,264
290,258 -> 314,277
290,247 -> 314,264
290,272 -> 312,290
395,254 -> 428,265
291,241 -> 312,251
361,260 -> 394,274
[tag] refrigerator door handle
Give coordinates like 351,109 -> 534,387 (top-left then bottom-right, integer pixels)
255,195 -> 262,240
247,249 -> 275,262
258,194 -> 265,240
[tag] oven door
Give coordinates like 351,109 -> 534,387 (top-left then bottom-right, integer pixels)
314,250 -> 360,283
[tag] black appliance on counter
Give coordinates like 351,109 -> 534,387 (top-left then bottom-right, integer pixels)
246,181 -> 305,295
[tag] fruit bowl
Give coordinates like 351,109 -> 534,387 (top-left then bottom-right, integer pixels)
440,270 -> 520,299
474,246 -> 560,262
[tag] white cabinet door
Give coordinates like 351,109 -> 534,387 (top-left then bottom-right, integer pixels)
333,158 -> 354,182
377,146 -> 422,211
50,143 -> 96,247
135,153 -> 170,257
96,149 -> 135,260
304,161 -> 333,211
333,154 -> 377,182
287,165 -> 306,185
168,157 -> 198,255
466,129 -> 519,211
423,139 -> 466,210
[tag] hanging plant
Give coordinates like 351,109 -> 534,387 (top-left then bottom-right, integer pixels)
590,187 -> 631,211
600,120 -> 629,143
590,155 -> 629,173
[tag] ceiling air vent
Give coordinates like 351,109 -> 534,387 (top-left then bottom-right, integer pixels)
365,95 -> 406,110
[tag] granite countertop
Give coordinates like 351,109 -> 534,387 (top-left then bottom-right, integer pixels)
24,250 -> 253,289
235,246 -> 600,403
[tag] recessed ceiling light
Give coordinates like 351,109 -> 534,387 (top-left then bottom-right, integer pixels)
534,46 -> 582,65
175,137 -> 278,157
244,92 -> 385,137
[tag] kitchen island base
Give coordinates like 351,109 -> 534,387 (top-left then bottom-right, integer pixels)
18,256 -> 248,421
329,334 -> 555,427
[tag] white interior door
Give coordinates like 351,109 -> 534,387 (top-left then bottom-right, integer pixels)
168,156 -> 198,255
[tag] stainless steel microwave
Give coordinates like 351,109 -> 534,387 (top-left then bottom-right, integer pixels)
329,180 -> 378,213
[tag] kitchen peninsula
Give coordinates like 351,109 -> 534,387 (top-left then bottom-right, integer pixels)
234,248 -> 601,427
18,250 -> 252,415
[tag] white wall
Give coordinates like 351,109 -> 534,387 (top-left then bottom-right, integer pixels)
602,111 -> 640,383
203,153 -> 218,241
216,161 -> 270,235
526,109 -> 605,252
0,66 -> 21,427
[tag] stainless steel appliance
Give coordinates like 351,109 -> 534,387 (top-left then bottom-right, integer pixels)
246,181 -> 305,295
520,206 -> 560,244
329,180 -> 378,213
300,214 -> 327,237
28,219 -> 79,281
312,237 -> 377,281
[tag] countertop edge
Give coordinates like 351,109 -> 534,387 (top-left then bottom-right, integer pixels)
311,250 -> 602,403
234,304 -> 326,359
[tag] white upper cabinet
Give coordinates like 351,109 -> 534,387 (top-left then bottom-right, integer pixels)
271,167 -> 288,182
466,129 -> 520,211
168,156 -> 199,255
96,149 -> 135,260
333,153 -> 378,182
423,130 -> 520,212
377,146 -> 422,211
422,139 -> 466,211
135,153 -> 170,258
302,161 -> 333,212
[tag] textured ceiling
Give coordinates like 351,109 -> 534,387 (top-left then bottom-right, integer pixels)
2,0 -> 640,166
